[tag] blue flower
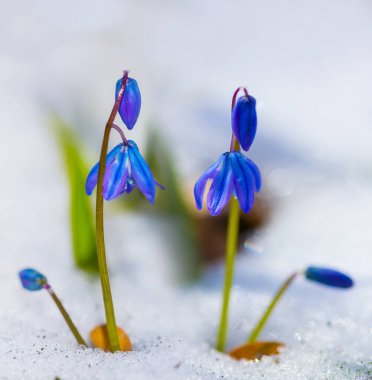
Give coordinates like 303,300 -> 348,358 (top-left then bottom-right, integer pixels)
116,77 -> 141,130
305,266 -> 354,289
19,268 -> 47,291
194,151 -> 261,216
86,140 -> 158,203
231,95 -> 257,151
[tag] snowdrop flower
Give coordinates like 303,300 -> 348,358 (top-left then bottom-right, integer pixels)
86,140 -> 158,203
116,77 -> 141,130
305,266 -> 354,288
194,151 -> 261,216
19,268 -> 47,291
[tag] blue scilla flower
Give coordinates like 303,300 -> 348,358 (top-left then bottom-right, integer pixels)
194,151 -> 261,216
19,268 -> 47,291
86,140 -> 158,203
116,77 -> 141,130
305,266 -> 354,289
231,95 -> 257,151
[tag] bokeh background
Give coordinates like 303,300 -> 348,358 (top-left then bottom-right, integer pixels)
1,1 -> 372,379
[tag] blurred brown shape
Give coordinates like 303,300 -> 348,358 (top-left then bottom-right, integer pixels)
90,324 -> 132,352
228,341 -> 284,361
194,196 -> 270,263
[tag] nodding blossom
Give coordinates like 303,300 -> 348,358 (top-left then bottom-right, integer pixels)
86,140 -> 160,204
194,151 -> 261,216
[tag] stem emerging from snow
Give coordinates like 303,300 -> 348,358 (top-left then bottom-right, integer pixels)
216,197 -> 240,352
215,89 -> 244,352
95,71 -> 129,352
44,285 -> 88,347
248,272 -> 299,343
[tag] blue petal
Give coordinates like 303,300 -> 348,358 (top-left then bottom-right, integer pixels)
85,144 -> 123,196
19,268 -> 47,291
230,152 -> 255,213
128,140 -> 156,204
305,266 -> 354,289
231,96 -> 257,151
207,155 -> 234,216
241,156 -> 261,192
194,154 -> 226,210
102,147 -> 125,200
116,77 -> 141,130
122,177 -> 136,194
105,148 -> 129,200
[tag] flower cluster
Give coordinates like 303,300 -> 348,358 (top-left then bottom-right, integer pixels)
194,89 -> 260,216
86,75 -> 160,203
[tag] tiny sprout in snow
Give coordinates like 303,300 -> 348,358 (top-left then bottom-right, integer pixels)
116,77 -> 141,130
18,268 -> 87,346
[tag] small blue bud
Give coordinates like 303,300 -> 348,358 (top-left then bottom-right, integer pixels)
116,77 -> 141,130
231,96 -> 257,151
305,266 -> 354,289
19,268 -> 47,291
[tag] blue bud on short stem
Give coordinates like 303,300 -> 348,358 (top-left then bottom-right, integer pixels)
19,268 -> 47,291
305,266 -> 354,289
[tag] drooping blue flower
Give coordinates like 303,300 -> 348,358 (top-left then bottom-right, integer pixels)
86,140 -> 158,203
305,266 -> 354,289
19,268 -> 47,291
116,77 -> 141,130
231,96 -> 257,151
194,151 -> 261,216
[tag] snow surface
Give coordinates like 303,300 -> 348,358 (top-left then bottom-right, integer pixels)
1,0 -> 372,379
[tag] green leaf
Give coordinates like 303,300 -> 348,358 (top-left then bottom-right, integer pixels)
144,127 -> 202,282
52,116 -> 98,273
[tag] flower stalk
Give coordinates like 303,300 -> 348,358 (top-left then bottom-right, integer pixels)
44,284 -> 88,347
247,272 -> 299,343
215,92 -> 244,352
95,71 -> 129,352
215,196 -> 241,352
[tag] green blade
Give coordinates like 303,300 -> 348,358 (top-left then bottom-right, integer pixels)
52,115 -> 98,272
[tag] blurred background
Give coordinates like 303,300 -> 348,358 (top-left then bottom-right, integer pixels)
1,0 -> 372,280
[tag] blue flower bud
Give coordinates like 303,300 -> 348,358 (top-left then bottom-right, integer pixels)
19,268 -> 47,291
305,266 -> 354,289
231,96 -> 257,151
116,77 -> 141,130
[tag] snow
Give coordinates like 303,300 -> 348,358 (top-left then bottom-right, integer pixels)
1,0 -> 372,379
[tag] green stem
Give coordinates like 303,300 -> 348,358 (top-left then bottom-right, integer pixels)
95,71 -> 129,352
248,272 -> 299,343
216,197 -> 240,352
46,287 -> 88,347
